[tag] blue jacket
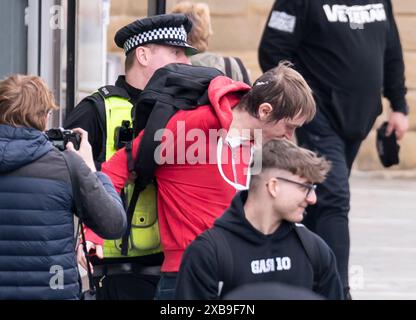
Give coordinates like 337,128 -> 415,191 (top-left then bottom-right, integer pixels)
0,125 -> 126,299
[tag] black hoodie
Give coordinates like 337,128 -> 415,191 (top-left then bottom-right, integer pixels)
258,0 -> 407,140
175,191 -> 344,300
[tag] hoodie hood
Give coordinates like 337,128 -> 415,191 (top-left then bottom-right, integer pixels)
0,124 -> 53,173
208,76 -> 251,130
214,190 -> 293,245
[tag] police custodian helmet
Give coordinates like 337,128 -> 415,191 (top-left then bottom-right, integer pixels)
114,13 -> 198,56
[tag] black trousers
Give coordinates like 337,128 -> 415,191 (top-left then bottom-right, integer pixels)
90,254 -> 164,300
296,110 -> 362,294
93,271 -> 160,300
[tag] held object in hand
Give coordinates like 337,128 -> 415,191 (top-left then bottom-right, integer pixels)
45,128 -> 81,151
376,121 -> 400,167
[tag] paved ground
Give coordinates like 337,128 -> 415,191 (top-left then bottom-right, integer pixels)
349,172 -> 416,300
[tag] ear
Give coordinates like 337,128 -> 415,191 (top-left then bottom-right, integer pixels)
258,102 -> 273,121
267,178 -> 279,198
135,46 -> 150,66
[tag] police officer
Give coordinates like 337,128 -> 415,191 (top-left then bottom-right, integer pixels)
65,13 -> 197,300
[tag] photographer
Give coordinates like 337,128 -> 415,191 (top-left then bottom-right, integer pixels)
0,74 -> 126,300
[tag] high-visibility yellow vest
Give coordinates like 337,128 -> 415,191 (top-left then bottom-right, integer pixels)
100,92 -> 162,258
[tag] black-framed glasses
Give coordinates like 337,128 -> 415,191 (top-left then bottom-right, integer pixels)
275,177 -> 317,197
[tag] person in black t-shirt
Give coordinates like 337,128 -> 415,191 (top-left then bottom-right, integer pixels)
258,0 -> 409,298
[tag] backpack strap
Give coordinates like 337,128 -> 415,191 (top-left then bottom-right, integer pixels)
234,57 -> 251,86
294,223 -> 321,291
204,228 -> 233,298
120,181 -> 147,255
118,139 -> 135,251
223,57 -> 233,79
61,151 -> 96,298
223,56 -> 251,86
97,85 -> 130,100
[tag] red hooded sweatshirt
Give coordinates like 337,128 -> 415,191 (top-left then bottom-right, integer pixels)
91,76 -> 251,272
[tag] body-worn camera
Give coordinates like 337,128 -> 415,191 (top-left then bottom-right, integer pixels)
114,120 -> 133,150
45,128 -> 81,151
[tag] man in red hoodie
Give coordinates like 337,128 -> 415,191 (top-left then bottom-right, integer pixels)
100,61 -> 316,299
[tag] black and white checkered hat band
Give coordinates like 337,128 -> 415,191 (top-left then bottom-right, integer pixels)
123,25 -> 188,53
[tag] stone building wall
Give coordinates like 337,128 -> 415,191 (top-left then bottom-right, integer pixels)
108,0 -> 416,171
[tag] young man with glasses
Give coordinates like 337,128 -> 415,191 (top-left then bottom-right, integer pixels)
175,139 -> 344,300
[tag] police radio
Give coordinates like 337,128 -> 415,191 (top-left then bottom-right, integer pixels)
114,120 -> 133,150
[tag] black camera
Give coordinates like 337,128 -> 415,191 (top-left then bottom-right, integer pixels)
45,128 -> 81,151
114,120 -> 133,150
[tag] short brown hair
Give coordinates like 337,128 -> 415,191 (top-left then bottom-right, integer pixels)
171,2 -> 212,52
125,49 -> 136,72
238,61 -> 316,123
253,139 -> 331,186
0,74 -> 58,131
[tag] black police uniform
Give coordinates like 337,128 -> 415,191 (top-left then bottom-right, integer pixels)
64,13 -> 197,300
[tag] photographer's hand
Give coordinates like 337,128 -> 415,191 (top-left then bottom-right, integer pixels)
77,241 -> 104,273
66,128 -> 97,172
